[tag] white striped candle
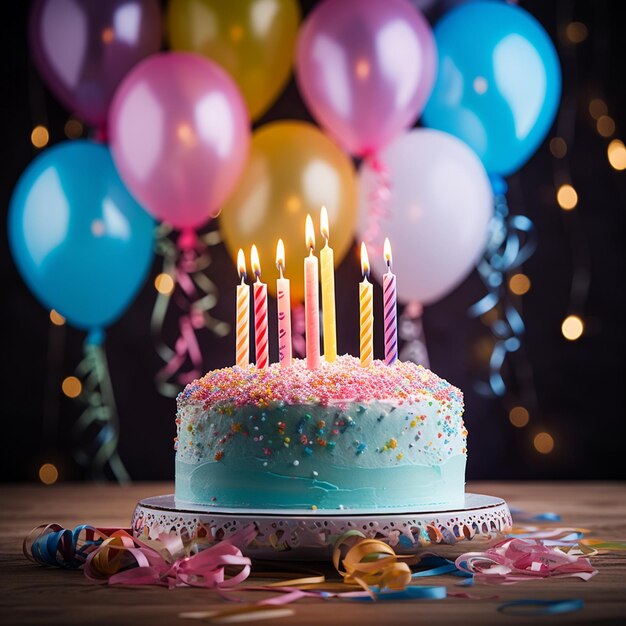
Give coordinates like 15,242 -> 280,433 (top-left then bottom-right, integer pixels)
383,238 -> 398,365
251,245 -> 269,369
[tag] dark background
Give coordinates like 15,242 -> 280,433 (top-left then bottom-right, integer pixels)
1,1 -> 624,483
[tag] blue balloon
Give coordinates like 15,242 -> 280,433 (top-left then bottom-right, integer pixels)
422,1 -> 561,176
9,140 -> 155,335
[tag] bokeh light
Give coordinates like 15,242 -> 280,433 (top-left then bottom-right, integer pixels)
589,98 -> 607,119
31,125 -> 49,148
549,137 -> 567,158
608,139 -> 626,170
561,315 -> 584,341
509,273 -> 531,296
509,406 -> 530,428
565,21 -> 588,43
534,432 -> 555,454
155,273 -> 175,295
557,184 -> 578,210
39,463 -> 59,485
49,309 -> 65,326
597,115 -> 615,137
64,117 -> 84,139
62,376 -> 82,398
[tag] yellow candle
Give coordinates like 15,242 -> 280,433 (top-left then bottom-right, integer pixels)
235,248 -> 250,367
359,242 -> 373,367
319,206 -> 337,362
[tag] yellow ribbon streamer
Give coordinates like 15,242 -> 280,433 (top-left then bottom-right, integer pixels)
332,530 -> 416,598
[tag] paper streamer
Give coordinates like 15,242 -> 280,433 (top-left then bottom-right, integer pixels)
24,523 -> 109,569
398,302 -> 430,369
151,226 -> 230,397
361,154 -> 391,257
469,177 -> 537,397
498,598 -> 584,616
71,336 -> 129,482
455,537 -> 597,584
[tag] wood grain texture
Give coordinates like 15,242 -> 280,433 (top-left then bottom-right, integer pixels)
1,482 -> 625,625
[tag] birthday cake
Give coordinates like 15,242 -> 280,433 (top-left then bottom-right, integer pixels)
175,355 -> 467,511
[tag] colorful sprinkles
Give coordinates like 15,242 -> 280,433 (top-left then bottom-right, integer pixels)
178,355 -> 463,411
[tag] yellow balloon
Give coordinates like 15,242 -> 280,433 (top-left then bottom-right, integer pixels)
167,0 -> 300,120
220,121 -> 358,302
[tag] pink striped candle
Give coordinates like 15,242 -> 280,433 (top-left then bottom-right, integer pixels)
304,215 -> 320,370
383,238 -> 398,365
250,244 -> 268,369
275,239 -> 292,368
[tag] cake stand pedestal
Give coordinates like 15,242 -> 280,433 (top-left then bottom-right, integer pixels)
132,493 -> 511,560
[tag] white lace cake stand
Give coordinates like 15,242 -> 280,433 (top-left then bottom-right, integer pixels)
132,493 -> 512,560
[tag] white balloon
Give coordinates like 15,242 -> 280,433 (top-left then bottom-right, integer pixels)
357,128 -> 493,304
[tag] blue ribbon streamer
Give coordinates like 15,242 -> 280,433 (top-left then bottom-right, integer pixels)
498,599 -> 584,616
469,176 -> 537,397
28,524 -> 104,569
509,508 -> 562,522
352,585 -> 448,601
411,555 -> 472,579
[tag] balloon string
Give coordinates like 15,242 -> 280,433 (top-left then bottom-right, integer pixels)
468,187 -> 537,396
291,303 -> 306,358
362,154 -> 391,256
71,340 -> 129,483
398,302 -> 430,369
151,226 -> 230,397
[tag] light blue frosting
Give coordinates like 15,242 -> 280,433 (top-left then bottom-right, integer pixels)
175,399 -> 467,511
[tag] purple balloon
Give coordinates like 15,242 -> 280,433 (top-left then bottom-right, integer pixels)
29,0 -> 162,130
296,0 -> 436,157
109,52 -> 250,231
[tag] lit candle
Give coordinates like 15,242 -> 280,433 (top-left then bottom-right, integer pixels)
359,242 -> 373,367
304,214 -> 320,370
235,248 -> 250,368
250,244 -> 269,369
276,238 -> 292,368
382,238 -> 397,365
319,206 -> 337,362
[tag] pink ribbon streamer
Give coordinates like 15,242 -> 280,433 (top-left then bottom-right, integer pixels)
84,524 -> 257,590
362,154 -> 391,256
455,537 -> 597,584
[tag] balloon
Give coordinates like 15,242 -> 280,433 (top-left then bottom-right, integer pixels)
8,141 -> 155,333
422,1 -> 561,176
220,121 -> 358,302
109,52 -> 250,232
29,0 -> 162,131
167,0 -> 300,121
295,0 -> 436,157
357,129 -> 493,305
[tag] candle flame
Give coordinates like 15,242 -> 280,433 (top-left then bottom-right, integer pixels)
361,242 -> 370,278
276,238 -> 285,272
320,206 -> 329,241
305,214 -> 315,251
250,244 -> 261,278
237,248 -> 247,280
384,237 -> 392,268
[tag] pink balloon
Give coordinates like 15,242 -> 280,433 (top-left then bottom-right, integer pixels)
296,0 -> 436,157
357,129 -> 493,305
109,52 -> 250,231
29,0 -> 162,131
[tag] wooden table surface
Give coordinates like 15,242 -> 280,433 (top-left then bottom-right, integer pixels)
1,481 -> 625,625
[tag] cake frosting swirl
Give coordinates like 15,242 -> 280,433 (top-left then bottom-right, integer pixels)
175,355 -> 467,511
